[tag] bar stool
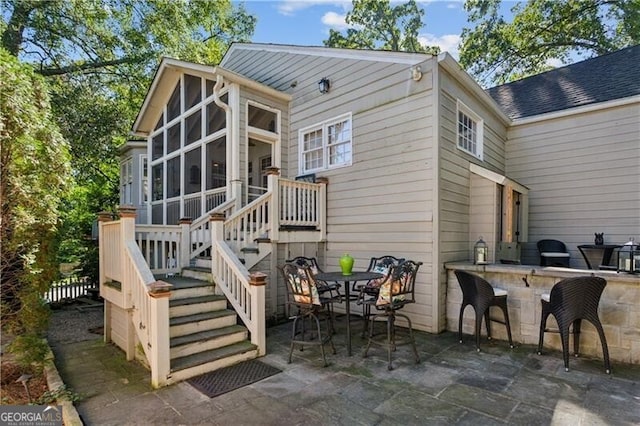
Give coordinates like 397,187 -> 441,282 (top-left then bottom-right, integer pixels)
454,270 -> 514,352
537,276 -> 611,374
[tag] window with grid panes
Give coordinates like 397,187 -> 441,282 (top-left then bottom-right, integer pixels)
457,101 -> 483,160
300,114 -> 352,173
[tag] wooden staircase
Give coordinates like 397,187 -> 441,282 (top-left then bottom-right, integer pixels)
163,270 -> 258,384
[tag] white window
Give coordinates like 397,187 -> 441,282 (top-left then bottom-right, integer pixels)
300,114 -> 352,173
140,155 -> 148,203
457,101 -> 483,160
120,157 -> 133,205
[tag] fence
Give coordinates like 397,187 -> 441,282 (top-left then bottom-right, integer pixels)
45,275 -> 96,303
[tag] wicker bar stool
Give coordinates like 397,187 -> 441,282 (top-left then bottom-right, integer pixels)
454,270 -> 514,352
537,276 -> 611,374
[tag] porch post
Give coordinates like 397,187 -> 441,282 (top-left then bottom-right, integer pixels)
118,206 -> 137,360
179,217 -> 192,270
210,213 -> 225,286
316,177 -> 328,241
266,167 -> 280,243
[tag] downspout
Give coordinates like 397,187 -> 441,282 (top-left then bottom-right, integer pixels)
432,56 -> 443,333
212,75 -> 235,204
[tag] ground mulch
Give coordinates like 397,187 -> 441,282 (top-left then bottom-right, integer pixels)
0,355 -> 48,405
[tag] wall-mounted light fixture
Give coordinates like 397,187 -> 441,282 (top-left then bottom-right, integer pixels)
318,77 -> 330,94
411,65 -> 422,81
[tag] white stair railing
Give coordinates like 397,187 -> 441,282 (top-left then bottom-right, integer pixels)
210,215 -> 266,355
99,207 -> 172,388
189,198 -> 236,260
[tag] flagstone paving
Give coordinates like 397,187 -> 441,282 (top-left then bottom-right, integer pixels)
48,307 -> 640,425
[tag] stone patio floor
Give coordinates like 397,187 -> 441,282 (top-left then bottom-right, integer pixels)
48,308 -> 640,425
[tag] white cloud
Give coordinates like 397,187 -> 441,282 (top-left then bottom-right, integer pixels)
419,33 -> 461,58
321,11 -> 349,31
276,0 -> 350,16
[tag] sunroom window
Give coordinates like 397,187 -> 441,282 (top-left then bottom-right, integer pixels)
457,101 -> 483,160
300,113 -> 352,173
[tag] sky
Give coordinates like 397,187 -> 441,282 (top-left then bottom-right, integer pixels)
238,0 -> 518,60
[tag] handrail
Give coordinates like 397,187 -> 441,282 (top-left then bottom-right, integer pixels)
224,194 -> 271,253
189,198 -> 236,259
212,240 -> 265,355
277,179 -> 321,227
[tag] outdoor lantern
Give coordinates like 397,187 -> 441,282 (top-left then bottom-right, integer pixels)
617,237 -> 640,274
318,77 -> 330,94
474,236 -> 489,265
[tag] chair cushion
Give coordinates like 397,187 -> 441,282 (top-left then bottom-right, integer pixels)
368,264 -> 390,288
541,293 -> 550,302
293,268 -> 321,305
494,288 -> 507,297
540,252 -> 570,258
376,279 -> 405,306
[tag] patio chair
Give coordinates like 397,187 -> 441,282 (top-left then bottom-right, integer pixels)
537,276 -> 611,374
279,263 -> 336,367
286,256 -> 341,329
454,270 -> 514,352
362,260 -> 422,370
357,255 -> 405,337
537,239 -> 570,267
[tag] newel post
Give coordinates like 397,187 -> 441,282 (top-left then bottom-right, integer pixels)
148,280 -> 172,388
316,177 -> 328,241
117,206 -> 137,360
179,217 -> 192,270
266,167 -> 280,243
97,211 -> 114,344
249,272 -> 267,355
210,213 -> 225,281
118,206 -> 137,309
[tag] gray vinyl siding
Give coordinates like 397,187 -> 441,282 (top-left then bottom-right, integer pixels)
225,49 -> 437,332
505,101 -> 640,267
437,67 -> 508,330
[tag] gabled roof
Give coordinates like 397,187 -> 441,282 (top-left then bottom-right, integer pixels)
132,57 -> 290,136
487,45 -> 640,120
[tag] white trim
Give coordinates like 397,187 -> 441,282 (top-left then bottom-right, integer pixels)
222,43 -> 432,66
469,163 -> 529,194
456,100 -> 484,160
438,53 -> 511,126
511,95 -> 640,126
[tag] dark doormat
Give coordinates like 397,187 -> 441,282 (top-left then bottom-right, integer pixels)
188,359 -> 281,398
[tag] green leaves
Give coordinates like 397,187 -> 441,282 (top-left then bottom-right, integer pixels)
324,0 -> 440,54
460,0 -> 640,86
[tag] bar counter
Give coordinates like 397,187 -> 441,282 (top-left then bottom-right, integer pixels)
445,262 -> 640,365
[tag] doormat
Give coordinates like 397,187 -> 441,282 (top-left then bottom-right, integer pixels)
188,360 -> 281,398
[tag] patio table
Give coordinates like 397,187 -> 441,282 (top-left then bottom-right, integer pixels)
315,270 -> 383,356
577,244 -> 621,270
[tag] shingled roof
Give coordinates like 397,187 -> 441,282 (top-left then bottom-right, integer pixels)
486,45 -> 640,120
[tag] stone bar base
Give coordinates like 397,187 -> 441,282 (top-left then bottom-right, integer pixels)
445,262 -> 640,364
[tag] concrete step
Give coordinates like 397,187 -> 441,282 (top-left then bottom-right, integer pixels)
181,266 -> 213,282
194,256 -> 212,269
168,341 -> 259,384
169,294 -> 227,318
170,324 -> 248,359
170,310 -> 237,338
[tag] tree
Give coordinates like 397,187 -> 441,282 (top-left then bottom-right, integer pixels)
0,48 -> 71,337
459,0 -> 640,86
1,0 -> 256,280
324,0 -> 440,54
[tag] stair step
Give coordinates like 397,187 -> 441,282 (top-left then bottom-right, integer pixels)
170,341 -> 258,374
170,310 -> 237,338
181,266 -> 213,282
241,246 -> 259,254
170,294 -> 225,306
170,325 -> 248,359
169,294 -> 227,317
